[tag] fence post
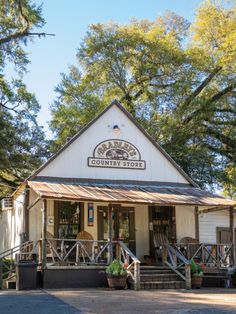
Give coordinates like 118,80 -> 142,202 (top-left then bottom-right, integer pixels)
107,204 -> 113,263
134,262 -> 140,290
185,264 -> 191,289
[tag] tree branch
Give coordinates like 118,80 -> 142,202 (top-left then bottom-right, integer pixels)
182,66 -> 222,109
183,81 -> 236,124
0,0 -> 55,46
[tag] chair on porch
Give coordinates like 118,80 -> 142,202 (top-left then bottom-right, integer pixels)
153,232 -> 169,265
76,231 -> 94,263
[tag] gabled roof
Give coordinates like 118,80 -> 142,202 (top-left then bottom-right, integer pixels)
28,100 -> 198,187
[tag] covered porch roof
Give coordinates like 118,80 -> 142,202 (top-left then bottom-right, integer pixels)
27,178 -> 236,207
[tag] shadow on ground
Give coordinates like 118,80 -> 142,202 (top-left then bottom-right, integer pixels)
0,290 -> 80,314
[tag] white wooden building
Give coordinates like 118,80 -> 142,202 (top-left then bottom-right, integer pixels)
0,100 -> 235,289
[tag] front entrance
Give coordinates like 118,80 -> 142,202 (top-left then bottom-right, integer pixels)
97,205 -> 136,254
149,205 -> 176,258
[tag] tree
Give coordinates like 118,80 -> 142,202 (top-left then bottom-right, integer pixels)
0,0 -> 51,198
50,1 -> 236,189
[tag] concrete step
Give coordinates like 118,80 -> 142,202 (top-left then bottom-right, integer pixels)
140,273 -> 181,282
130,280 -> 185,290
140,269 -> 175,274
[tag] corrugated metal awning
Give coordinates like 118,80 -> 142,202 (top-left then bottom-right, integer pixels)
27,180 -> 236,207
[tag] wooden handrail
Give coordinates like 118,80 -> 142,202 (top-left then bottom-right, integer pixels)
117,241 -> 141,264
0,241 -> 33,259
165,244 -> 191,289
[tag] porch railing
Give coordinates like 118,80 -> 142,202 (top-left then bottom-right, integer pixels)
0,241 -> 39,289
44,238 -> 141,290
45,238 -> 110,265
164,244 -> 191,289
116,241 -> 141,290
173,243 -> 234,268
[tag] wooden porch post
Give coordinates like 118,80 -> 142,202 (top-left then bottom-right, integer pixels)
230,206 -> 235,266
195,206 -> 199,241
23,187 -> 30,241
41,199 -> 47,269
108,203 -> 113,263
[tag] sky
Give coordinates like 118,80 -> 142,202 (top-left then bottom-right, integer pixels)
20,0 -> 204,138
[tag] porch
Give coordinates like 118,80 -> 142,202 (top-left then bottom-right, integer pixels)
4,178 -> 235,289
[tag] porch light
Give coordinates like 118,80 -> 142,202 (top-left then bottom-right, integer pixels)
113,124 -> 120,132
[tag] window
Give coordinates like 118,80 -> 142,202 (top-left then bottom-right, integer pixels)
56,201 -> 83,239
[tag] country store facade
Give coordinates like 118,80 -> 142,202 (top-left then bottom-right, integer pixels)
0,100 -> 235,289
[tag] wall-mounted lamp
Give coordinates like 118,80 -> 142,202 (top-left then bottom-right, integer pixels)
113,124 -> 120,132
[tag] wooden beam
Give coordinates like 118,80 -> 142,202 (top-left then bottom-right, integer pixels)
108,203 -> 113,263
198,206 -> 231,214
230,206 -> 235,266
195,206 -> 199,241
27,196 -> 41,211
41,199 -> 47,270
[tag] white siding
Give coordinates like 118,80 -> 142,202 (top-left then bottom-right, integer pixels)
38,105 -> 189,184
199,210 -> 236,243
0,193 -> 24,253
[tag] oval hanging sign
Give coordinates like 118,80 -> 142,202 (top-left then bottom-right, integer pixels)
88,139 -> 146,170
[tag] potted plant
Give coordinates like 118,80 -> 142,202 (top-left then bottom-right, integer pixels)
191,259 -> 204,289
106,259 -> 127,289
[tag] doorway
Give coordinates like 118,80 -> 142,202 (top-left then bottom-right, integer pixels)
97,205 -> 136,254
217,227 -> 236,244
148,205 -> 176,257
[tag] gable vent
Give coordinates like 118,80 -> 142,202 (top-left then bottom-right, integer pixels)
1,197 -> 13,210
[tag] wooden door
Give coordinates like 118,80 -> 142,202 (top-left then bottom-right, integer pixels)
97,205 -> 136,254
217,227 -> 236,243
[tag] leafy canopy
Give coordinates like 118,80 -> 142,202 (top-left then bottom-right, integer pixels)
50,1 -> 236,190
0,0 -> 49,198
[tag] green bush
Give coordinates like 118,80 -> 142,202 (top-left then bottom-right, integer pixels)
106,259 -> 127,276
191,260 -> 203,277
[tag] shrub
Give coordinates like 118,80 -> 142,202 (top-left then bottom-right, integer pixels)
106,259 -> 127,276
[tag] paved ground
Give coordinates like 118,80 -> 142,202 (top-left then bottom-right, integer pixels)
0,290 -> 80,314
1,288 -> 236,314
47,288 -> 236,314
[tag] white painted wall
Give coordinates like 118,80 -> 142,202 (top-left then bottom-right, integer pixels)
175,206 -> 195,242
0,194 -> 24,253
29,190 -> 42,241
38,105 -> 189,184
134,204 -> 149,259
199,210 -> 236,243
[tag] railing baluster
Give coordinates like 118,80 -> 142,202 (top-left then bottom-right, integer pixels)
76,242 -> 79,265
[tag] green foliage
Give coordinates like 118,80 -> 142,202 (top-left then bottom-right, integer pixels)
50,1 -> 236,189
0,0 -> 49,198
106,259 -> 127,276
191,260 -> 204,277
220,165 -> 236,200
